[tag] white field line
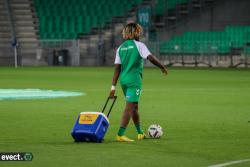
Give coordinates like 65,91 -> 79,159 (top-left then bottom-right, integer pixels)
208,159 -> 250,167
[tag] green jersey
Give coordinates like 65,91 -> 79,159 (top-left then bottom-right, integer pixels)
115,40 -> 151,86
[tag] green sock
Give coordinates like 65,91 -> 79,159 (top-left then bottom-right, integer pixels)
135,124 -> 143,134
117,127 -> 126,136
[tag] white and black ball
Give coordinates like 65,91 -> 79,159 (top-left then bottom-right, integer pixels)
148,124 -> 163,138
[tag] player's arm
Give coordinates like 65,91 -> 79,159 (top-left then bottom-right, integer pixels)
137,41 -> 168,75
109,64 -> 121,98
147,55 -> 168,75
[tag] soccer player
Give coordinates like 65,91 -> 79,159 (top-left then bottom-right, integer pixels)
109,23 -> 168,142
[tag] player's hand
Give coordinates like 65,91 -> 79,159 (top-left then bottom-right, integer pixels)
161,67 -> 168,75
109,90 -> 115,98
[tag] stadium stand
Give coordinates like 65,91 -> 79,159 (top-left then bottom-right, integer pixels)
160,26 -> 250,55
0,0 -> 39,66
0,0 -> 13,64
34,0 -> 143,39
154,0 -> 188,15
1,0 -> 249,67
12,0 -> 39,64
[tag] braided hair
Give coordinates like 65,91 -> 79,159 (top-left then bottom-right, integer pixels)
122,23 -> 142,41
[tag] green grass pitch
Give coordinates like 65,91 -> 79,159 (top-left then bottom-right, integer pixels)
0,67 -> 250,167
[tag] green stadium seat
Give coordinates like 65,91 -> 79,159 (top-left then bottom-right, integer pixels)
154,0 -> 188,15
34,0 -> 143,39
160,26 -> 250,55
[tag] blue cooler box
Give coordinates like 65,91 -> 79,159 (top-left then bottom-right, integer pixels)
71,112 -> 110,142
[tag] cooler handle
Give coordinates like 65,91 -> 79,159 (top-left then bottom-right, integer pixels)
101,96 -> 117,117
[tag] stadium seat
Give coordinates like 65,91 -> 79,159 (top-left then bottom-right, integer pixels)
154,0 -> 188,15
34,0 -> 143,39
160,26 -> 250,55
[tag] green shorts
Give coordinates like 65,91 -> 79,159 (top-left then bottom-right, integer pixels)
121,84 -> 142,102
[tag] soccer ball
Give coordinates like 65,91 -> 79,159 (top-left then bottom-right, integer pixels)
148,124 -> 163,138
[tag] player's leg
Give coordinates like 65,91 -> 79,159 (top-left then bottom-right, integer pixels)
120,102 -> 143,137
127,85 -> 146,140
118,102 -> 131,135
117,84 -> 134,142
130,102 -> 142,133
131,102 -> 139,124
117,102 -> 135,142
130,103 -> 146,140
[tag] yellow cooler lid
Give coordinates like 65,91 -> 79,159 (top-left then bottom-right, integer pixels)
79,112 -> 109,124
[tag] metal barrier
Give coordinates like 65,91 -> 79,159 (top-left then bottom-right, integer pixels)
148,41 -> 250,67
